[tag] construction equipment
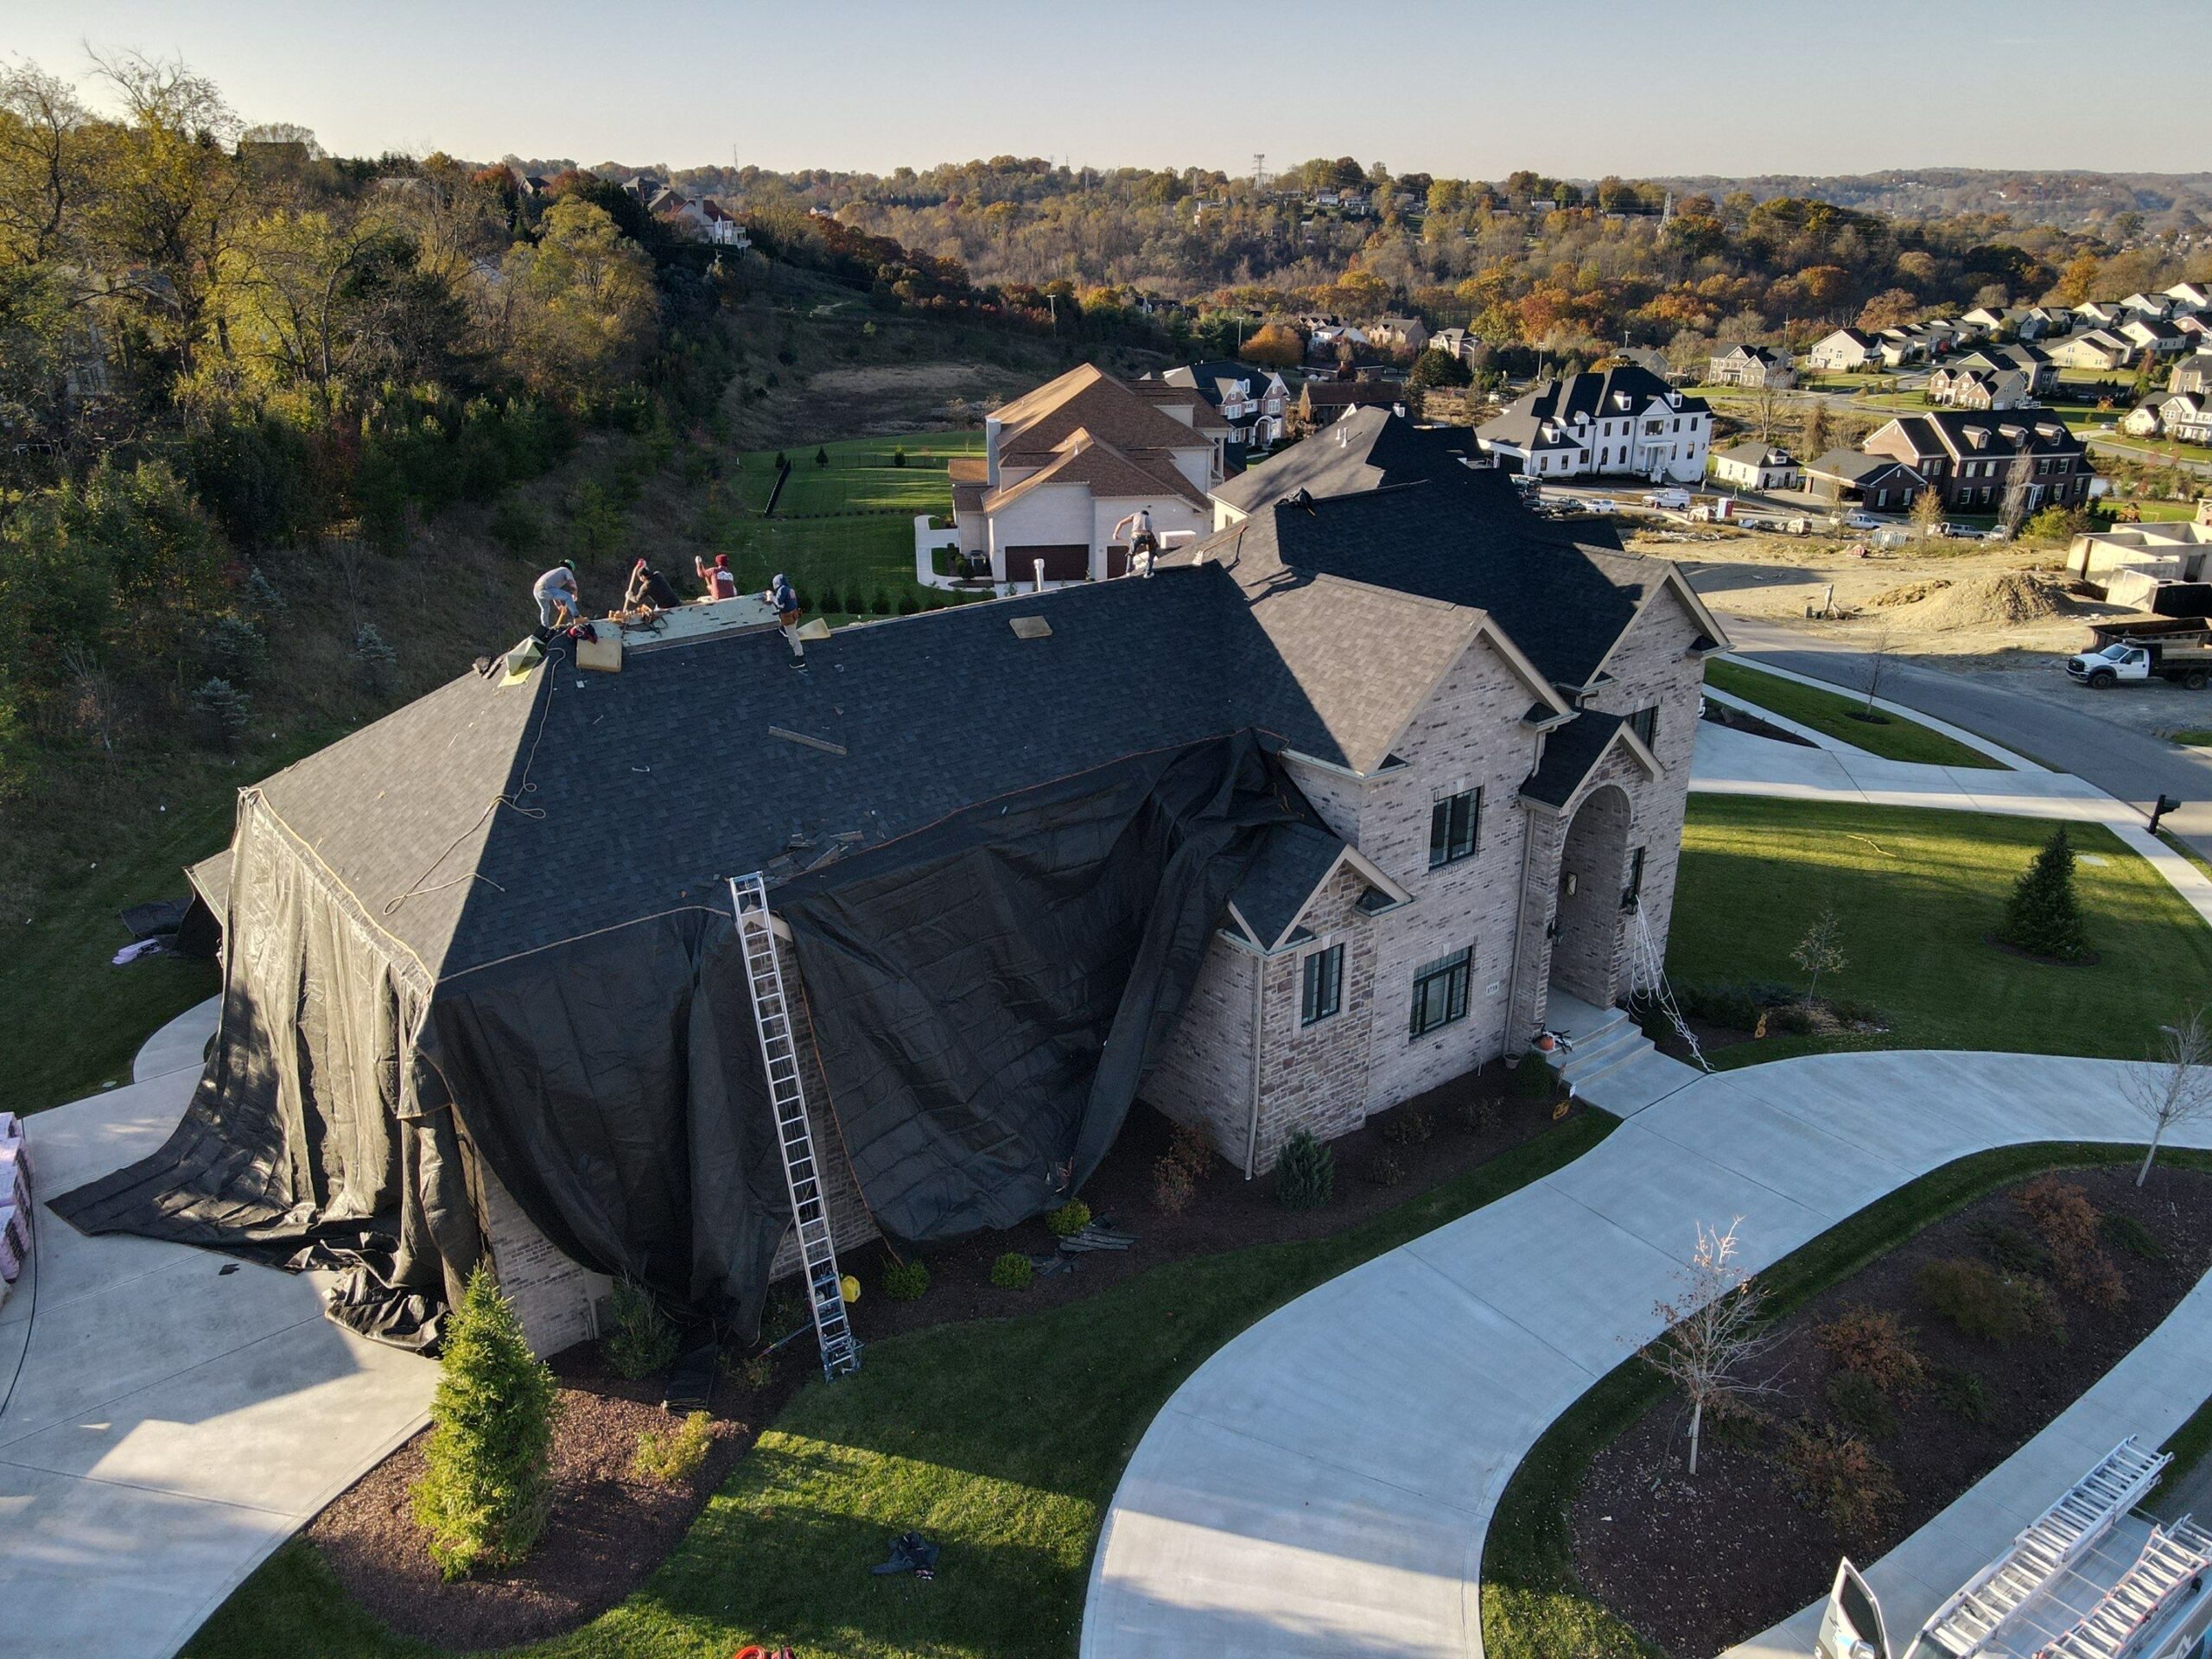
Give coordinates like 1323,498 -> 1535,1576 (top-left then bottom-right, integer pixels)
728,872 -> 859,1381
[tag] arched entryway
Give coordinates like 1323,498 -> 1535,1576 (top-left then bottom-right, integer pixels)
1550,783 -> 1632,1008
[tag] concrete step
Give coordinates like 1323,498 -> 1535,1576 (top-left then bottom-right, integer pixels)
1541,998 -> 1660,1090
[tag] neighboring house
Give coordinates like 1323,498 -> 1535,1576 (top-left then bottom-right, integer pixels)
2120,315 -> 2189,358
1156,361 -> 1292,461
1929,367 -> 2031,410
2122,292 -> 2177,320
2162,393 -> 2212,445
1707,343 -> 1796,388
1802,448 -> 1928,511
1708,442 -> 1802,492
2165,282 -> 2212,314
2074,301 -> 2128,330
1475,365 -> 1711,482
1431,327 -> 1484,363
2176,315 -> 2212,345
2048,329 -> 2134,371
1210,405 -> 1477,531
1951,341 -> 2058,396
1960,306 -> 2008,336
1877,330 -> 1925,369
2123,402 -> 2167,437
1861,410 -> 2094,514
1369,315 -> 1431,354
1807,327 -> 1881,372
645,187 -> 749,246
1307,322 -> 1371,359
1296,378 -> 1404,429
2065,518 -> 2212,584
947,365 -> 1225,587
2171,355 -> 2212,397
2024,305 -> 2073,336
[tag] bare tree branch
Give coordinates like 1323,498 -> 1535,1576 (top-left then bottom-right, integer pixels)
2124,1005 -> 2212,1186
1639,1217 -> 1786,1475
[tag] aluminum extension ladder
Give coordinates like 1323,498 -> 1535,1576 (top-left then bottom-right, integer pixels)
728,872 -> 859,1380
1916,1438 -> 2170,1656
2040,1517 -> 2212,1659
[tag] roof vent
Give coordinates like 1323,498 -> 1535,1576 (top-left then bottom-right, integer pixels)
1009,614 -> 1052,640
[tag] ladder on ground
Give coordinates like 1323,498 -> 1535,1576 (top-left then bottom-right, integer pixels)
1627,901 -> 1710,1073
728,872 -> 859,1381
2037,1517 -> 2212,1659
1913,1438 -> 2170,1657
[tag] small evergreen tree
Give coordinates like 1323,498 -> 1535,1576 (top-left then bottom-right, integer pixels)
814,445 -> 829,467
411,1265 -> 559,1580
191,677 -> 251,750
2001,826 -> 2089,962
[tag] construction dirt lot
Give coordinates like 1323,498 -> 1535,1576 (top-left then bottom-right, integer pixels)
1634,524 -> 2212,741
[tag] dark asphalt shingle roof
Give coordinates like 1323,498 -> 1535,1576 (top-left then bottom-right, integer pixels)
1212,408 -> 1478,513
1521,710 -> 1626,807
1230,821 -> 1348,949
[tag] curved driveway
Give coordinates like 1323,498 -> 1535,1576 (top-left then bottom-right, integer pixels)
1081,1049 -> 2212,1659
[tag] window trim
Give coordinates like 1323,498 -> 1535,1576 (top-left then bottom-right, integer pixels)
1408,946 -> 1473,1038
1627,704 -> 1659,750
1300,941 -> 1344,1027
1428,786 -> 1482,869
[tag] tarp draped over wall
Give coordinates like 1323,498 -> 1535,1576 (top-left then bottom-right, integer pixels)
54,731 -> 1310,1345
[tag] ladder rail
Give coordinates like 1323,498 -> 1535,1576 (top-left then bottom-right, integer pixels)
729,872 -> 859,1381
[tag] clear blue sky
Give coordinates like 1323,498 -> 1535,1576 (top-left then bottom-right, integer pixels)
10,0 -> 2199,179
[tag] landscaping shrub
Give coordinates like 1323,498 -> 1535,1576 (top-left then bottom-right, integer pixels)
2103,1213 -> 2166,1261
1930,1363 -> 1995,1425
1044,1200 -> 1092,1239
1778,1420 -> 1900,1540
2000,825 -> 2090,961
893,445 -> 907,467
989,1251 -> 1033,1290
1511,1051 -> 1556,1100
2015,1177 -> 2126,1306
1370,1152 -> 1407,1186
1151,1153 -> 1196,1213
1971,1221 -> 2051,1275
1824,1370 -> 1898,1441
603,1276 -> 682,1379
1381,1108 -> 1433,1146
897,591 -> 920,616
411,1266 -> 558,1580
632,1410 -> 714,1485
882,1258 -> 930,1301
1813,1304 -> 1925,1399
1457,1098 -> 1502,1135
869,589 -> 892,615
722,1351 -> 773,1390
1274,1129 -> 1335,1211
1166,1121 -> 1215,1182
1674,978 -> 1797,1031
1916,1257 -> 2064,1344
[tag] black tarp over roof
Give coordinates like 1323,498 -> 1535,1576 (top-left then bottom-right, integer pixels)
55,420 -> 1679,1345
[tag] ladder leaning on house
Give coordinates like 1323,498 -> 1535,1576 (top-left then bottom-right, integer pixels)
728,872 -> 860,1381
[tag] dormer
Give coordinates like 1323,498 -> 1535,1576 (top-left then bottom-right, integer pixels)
1667,391 -> 1682,410
1965,427 -> 1990,450
1571,409 -> 1589,426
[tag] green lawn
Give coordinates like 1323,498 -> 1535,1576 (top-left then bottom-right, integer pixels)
1703,658 -> 2004,769
1670,796 -> 2212,1067
1481,1141 -> 2212,1659
726,431 -> 985,516
188,1113 -> 1616,1659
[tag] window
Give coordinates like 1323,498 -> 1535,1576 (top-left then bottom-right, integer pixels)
1300,944 -> 1344,1027
1408,947 -> 1472,1037
1628,705 -> 1659,749
1623,847 -> 1646,910
1643,418 -> 1663,435
1428,787 -> 1481,868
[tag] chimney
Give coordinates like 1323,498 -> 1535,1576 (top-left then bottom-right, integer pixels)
985,416 -> 1002,489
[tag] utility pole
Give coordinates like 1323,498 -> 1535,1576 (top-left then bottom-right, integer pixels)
1251,151 -> 1266,193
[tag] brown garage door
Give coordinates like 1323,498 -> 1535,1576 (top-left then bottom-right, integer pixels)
1006,544 -> 1090,582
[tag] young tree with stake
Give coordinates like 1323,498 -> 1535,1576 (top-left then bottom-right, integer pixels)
2124,1005 -> 2212,1186
1792,905 -> 1846,1006
1641,1218 -> 1783,1476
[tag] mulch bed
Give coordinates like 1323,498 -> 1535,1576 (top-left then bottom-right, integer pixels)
1568,1165 -> 2212,1659
1984,931 -> 2102,968
1700,702 -> 1817,747
310,1061 -> 1567,1649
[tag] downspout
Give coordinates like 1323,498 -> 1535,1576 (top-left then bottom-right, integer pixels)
1243,951 -> 1266,1179
1506,804 -> 1537,1053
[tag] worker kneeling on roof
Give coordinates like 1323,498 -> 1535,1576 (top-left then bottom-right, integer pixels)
766,571 -> 805,668
696,552 -> 738,601
626,558 -> 681,613
531,560 -> 582,632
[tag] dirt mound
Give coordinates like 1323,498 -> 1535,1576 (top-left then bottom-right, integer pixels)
1896,570 -> 2080,632
1870,578 -> 1953,608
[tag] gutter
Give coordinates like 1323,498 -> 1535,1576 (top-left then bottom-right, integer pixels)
1506,780 -> 1540,1053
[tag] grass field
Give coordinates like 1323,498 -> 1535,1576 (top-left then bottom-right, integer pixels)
1669,796 -> 2212,1067
1481,1140 -> 2212,1659
1703,658 -> 2004,769
185,1114 -> 1616,1659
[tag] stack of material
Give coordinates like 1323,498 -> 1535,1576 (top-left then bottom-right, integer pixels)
0,1112 -> 28,1301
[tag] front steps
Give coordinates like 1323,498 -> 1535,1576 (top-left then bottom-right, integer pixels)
1541,991 -> 1658,1091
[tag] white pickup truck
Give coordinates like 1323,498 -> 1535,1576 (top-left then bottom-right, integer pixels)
2067,639 -> 2212,690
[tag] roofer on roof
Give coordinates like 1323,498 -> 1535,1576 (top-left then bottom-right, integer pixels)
695,552 -> 737,601
531,560 -> 582,632
1110,506 -> 1159,576
766,571 -> 805,668
626,558 -> 681,613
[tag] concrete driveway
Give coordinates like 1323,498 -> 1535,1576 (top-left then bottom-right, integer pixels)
0,1001 -> 435,1659
1080,1050 -> 2212,1659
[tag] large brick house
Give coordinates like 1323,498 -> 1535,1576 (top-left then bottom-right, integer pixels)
1860,410 -> 2094,515
143,411 -> 1726,1357
1475,365 -> 1712,482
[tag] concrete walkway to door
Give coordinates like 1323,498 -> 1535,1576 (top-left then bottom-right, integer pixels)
0,999 -> 435,1659
1080,1049 -> 2212,1659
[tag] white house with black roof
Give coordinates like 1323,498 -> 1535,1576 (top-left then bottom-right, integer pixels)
1475,365 -> 1711,482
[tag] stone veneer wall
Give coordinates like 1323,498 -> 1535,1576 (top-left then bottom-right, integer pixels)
1249,865 -> 1378,1171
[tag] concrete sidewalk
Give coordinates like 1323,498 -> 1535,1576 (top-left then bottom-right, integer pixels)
1081,1050 -> 2212,1659
1691,721 -> 2212,930
0,1009 -> 434,1659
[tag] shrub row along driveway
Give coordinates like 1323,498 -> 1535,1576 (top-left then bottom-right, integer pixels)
1080,1050 -> 2212,1659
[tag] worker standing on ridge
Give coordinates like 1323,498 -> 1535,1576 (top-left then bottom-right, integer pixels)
765,571 -> 806,669
1110,505 -> 1160,576
532,560 -> 582,632
695,551 -> 739,601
